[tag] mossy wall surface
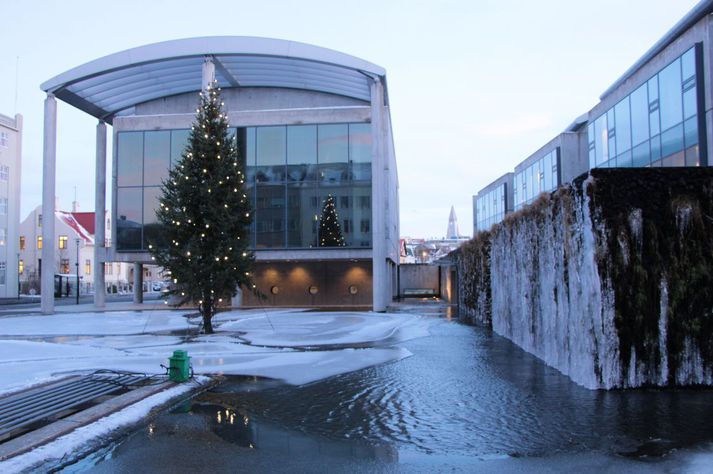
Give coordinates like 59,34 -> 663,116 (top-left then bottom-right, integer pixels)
458,168 -> 713,388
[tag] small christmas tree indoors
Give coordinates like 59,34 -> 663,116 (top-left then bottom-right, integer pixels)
149,82 -> 254,334
318,194 -> 346,247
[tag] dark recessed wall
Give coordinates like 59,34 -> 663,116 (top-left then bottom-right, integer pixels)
243,260 -> 372,307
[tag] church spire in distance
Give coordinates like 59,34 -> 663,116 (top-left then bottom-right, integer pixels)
447,206 -> 459,239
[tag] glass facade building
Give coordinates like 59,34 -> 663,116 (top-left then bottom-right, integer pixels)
116,123 -> 372,252
513,148 -> 560,211
475,183 -> 507,232
587,45 -> 704,169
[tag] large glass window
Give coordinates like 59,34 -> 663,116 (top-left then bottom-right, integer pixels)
117,132 -> 143,186
588,45 -> 702,170
476,183 -> 507,231
349,123 -> 372,181
318,124 -> 349,185
256,126 -> 286,183
143,131 -> 171,186
513,148 -> 559,211
116,122 -> 372,251
116,187 -> 143,251
287,125 -> 317,182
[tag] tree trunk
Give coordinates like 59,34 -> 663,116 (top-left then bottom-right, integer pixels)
202,303 -> 214,334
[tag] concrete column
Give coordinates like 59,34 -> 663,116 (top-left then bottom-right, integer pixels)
202,56 -> 215,91
370,78 -> 387,312
133,262 -> 143,304
94,121 -> 107,308
41,94 -> 57,315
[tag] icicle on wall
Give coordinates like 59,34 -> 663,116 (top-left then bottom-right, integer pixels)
459,168 -> 713,389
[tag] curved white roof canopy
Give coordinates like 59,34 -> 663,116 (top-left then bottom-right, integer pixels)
41,36 -> 386,124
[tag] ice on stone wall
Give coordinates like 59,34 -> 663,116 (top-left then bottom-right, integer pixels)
459,168 -> 713,389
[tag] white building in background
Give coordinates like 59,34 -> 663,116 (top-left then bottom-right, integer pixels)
19,204 -> 160,296
0,113 -> 21,298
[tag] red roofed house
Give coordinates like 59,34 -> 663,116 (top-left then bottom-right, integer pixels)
18,203 -> 161,296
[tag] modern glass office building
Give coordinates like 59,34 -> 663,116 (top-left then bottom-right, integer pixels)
40,37 -> 399,312
473,0 -> 713,234
513,148 -> 560,211
587,45 -> 704,170
474,179 -> 509,232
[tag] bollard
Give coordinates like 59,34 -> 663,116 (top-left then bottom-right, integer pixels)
168,350 -> 191,382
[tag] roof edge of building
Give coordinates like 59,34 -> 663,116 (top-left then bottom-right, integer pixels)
600,0 -> 713,101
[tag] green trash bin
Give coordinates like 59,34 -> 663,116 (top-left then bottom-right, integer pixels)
168,350 -> 191,382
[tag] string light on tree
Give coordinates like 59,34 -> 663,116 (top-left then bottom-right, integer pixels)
318,194 -> 347,247
148,82 -> 255,334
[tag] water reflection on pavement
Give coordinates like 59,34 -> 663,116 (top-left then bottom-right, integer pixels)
76,302 -> 713,473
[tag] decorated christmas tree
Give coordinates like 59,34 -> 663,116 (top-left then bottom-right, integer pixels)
318,194 -> 346,247
149,82 -> 254,334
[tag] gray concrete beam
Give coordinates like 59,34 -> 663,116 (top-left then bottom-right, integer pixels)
41,94 -> 57,315
202,56 -> 215,91
370,79 -> 387,312
94,121 -> 107,308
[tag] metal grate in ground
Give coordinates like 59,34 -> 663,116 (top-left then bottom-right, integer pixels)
0,372 -> 159,443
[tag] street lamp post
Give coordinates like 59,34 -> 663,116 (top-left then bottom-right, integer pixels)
17,252 -> 20,300
75,238 -> 81,305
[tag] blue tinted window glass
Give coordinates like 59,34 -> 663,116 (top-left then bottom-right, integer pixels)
245,127 -> 256,183
650,135 -> 662,164
685,146 -> 699,167
608,136 -> 617,159
553,149 -> 560,185
352,184 -> 371,246
318,124 -> 349,185
682,48 -> 695,81
659,59 -> 683,131
630,85 -> 649,146
614,98 -> 631,153
286,182 -> 318,247
255,183 -> 285,248
650,110 -> 660,136
256,126 -> 286,183
683,116 -> 698,148
287,125 -> 317,182
170,130 -> 190,167
617,150 -> 633,168
349,123 -> 372,181
661,123 -> 684,158
116,187 -> 143,251
648,76 -> 659,102
632,141 -> 650,167
543,153 -> 552,191
144,131 -> 170,186
142,187 -> 162,249
683,87 -> 697,119
594,115 -> 608,165
117,132 -> 143,187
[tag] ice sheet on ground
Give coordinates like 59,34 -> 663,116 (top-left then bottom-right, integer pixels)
0,309 -> 429,394
220,311 -> 431,347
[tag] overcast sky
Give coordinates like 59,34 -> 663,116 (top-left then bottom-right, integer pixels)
0,0 -> 701,239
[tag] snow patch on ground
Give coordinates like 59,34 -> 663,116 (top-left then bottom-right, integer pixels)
0,309 -> 430,394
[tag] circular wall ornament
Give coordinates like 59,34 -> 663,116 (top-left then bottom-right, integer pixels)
308,285 -> 319,295
270,286 -> 280,295
348,285 -> 358,295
